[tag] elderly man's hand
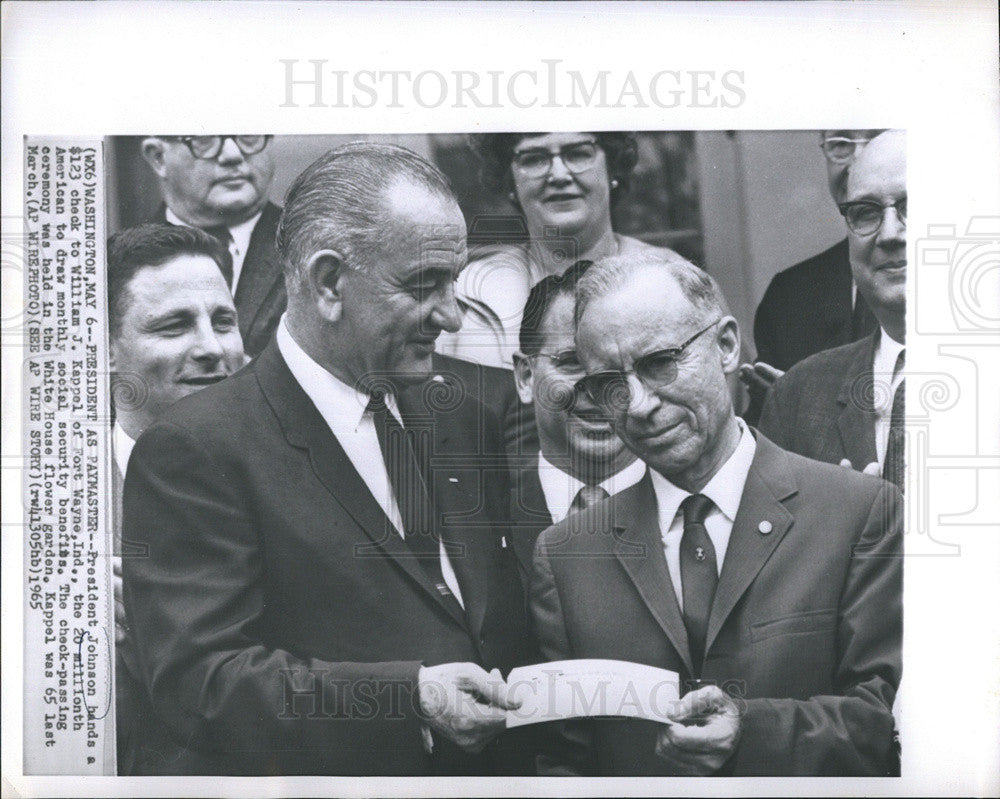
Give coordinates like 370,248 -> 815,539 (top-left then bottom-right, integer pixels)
654,685 -> 741,775
418,663 -> 520,753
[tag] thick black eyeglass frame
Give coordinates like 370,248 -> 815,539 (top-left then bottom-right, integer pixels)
174,135 -> 272,160
838,198 -> 907,236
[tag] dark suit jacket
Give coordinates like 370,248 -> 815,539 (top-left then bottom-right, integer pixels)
154,201 -> 286,358
122,341 -> 535,775
531,432 -> 901,776
757,333 -> 878,470
753,239 -> 876,373
428,353 -> 538,460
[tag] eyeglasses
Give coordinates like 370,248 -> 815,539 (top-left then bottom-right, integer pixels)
512,141 -> 600,179
575,320 -> 720,414
533,349 -> 586,376
819,136 -> 872,164
175,135 -> 272,160
838,198 -> 907,236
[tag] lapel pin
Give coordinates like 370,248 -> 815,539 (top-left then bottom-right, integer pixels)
758,520 -> 773,535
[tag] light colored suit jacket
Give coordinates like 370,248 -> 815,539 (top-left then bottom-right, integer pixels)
531,431 -> 901,776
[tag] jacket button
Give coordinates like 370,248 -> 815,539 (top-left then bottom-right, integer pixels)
479,633 -> 487,646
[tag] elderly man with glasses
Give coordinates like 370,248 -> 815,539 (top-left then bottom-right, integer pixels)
742,129 -> 886,423
529,249 -> 902,776
141,134 -> 285,357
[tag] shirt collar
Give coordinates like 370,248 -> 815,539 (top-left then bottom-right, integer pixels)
536,450 -> 647,523
165,206 -> 262,247
276,314 -> 397,430
873,325 -> 905,380
649,418 -> 757,528
113,422 -> 135,476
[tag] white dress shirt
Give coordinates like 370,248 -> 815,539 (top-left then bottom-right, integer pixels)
649,419 -> 757,610
166,207 -> 262,292
276,317 -> 463,607
871,327 -> 905,466
112,422 -> 136,477
536,452 -> 647,523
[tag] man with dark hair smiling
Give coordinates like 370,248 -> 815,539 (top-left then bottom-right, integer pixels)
507,259 -> 645,576
107,222 -> 246,775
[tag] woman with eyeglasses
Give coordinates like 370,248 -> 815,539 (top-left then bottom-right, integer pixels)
437,132 -> 678,368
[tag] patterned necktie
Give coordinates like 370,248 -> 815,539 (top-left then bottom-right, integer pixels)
202,224 -> 235,288
368,391 -> 460,610
679,493 -> 718,677
883,350 -> 906,491
569,484 -> 609,514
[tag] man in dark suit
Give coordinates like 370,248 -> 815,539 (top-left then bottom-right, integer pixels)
531,251 -> 901,776
759,130 -> 906,488
507,261 -> 645,577
122,143 -> 534,775
142,135 -> 285,357
742,129 -> 884,422
106,223 -> 246,774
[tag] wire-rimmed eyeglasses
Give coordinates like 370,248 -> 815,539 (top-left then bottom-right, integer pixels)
575,320 -> 720,414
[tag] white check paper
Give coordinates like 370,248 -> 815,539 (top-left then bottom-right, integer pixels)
505,659 -> 680,728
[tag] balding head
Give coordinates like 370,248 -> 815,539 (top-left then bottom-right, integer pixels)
841,130 -> 906,342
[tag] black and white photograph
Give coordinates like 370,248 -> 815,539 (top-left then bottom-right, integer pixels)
2,2 -> 998,797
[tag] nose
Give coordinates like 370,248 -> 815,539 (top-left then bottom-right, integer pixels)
877,204 -> 906,247
190,317 -> 226,363
216,136 -> 245,164
624,372 -> 658,419
547,153 -> 573,183
429,283 -> 463,334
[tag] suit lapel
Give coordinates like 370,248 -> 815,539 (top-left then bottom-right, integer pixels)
254,343 -> 467,628
507,462 -> 553,575
705,435 -> 797,653
835,333 -> 879,469
612,476 -> 694,677
233,203 -> 283,333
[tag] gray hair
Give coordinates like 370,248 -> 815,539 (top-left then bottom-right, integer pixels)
276,142 -> 455,294
575,251 -> 725,326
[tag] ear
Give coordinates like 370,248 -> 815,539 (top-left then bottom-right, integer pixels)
715,316 -> 742,376
141,137 -> 169,178
305,249 -> 347,323
512,352 -> 535,405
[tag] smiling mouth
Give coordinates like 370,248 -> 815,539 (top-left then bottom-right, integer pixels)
180,374 -> 228,386
543,193 -> 583,203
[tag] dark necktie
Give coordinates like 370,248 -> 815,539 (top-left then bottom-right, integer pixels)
850,291 -> 878,341
883,350 -> 906,491
679,493 -> 718,677
202,224 -> 235,288
569,484 -> 609,515
367,391 -> 460,610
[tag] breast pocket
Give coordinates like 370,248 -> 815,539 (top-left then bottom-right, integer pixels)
750,608 -> 837,643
